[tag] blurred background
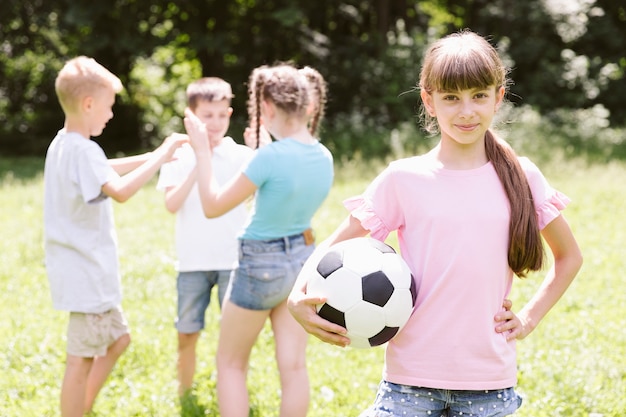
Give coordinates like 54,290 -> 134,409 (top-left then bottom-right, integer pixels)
1,0 -> 625,161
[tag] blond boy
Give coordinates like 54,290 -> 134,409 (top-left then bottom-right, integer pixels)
44,56 -> 186,417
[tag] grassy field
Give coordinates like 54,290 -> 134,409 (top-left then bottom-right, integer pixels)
1,156 -> 624,416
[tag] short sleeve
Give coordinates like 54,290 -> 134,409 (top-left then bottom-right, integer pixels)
344,195 -> 391,241
243,145 -> 272,187
156,145 -> 195,191
76,144 -> 118,204
343,163 -> 403,241
520,157 -> 571,230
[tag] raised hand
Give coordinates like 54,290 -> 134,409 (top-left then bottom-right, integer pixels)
243,123 -> 272,149
156,132 -> 189,160
183,108 -> 210,153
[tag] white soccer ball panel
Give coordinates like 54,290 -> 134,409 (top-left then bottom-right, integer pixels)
310,268 -> 363,312
307,273 -> 327,300
380,252 -> 413,289
339,241 -> 385,277
347,334 -> 372,349
344,302 -> 386,338
383,289 -> 415,327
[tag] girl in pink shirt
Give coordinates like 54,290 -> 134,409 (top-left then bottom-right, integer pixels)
288,30 -> 582,417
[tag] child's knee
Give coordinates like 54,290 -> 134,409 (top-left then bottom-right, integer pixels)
178,332 -> 200,350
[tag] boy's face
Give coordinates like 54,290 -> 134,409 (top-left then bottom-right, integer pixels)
85,87 -> 116,137
192,99 -> 232,147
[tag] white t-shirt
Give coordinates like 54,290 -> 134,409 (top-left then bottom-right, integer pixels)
43,129 -> 121,313
157,138 -> 253,271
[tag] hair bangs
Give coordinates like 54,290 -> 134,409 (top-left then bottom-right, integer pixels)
433,48 -> 500,92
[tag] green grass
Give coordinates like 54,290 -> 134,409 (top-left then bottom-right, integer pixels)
1,156 -> 624,416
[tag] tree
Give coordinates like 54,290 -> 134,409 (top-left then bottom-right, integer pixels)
1,0 -> 624,157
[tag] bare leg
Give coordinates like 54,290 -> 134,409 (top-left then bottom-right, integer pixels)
177,331 -> 200,396
216,300 -> 269,417
271,300 -> 310,417
84,333 -> 130,413
61,355 -> 93,417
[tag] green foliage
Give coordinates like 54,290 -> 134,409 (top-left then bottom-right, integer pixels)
1,1 -> 625,158
0,1 -> 65,154
129,45 -> 203,142
494,104 -> 626,163
1,153 -> 625,416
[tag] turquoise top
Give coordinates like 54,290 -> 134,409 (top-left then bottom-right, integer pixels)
241,138 -> 333,240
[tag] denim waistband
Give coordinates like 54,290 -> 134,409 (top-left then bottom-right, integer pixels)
240,229 -> 311,254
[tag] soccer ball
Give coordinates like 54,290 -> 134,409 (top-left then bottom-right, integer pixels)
307,237 -> 417,349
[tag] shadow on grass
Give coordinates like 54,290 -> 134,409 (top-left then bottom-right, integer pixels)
180,392 -> 210,417
179,389 -> 264,417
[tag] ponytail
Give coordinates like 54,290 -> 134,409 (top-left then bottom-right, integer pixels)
485,130 -> 544,277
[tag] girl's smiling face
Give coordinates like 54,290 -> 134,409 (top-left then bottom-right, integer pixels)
421,85 -> 505,148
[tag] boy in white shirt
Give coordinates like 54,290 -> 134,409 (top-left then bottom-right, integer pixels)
44,56 -> 187,417
156,77 -> 253,397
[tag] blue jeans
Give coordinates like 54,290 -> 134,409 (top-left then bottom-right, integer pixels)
226,233 -> 314,310
360,380 -> 522,417
176,270 -> 231,333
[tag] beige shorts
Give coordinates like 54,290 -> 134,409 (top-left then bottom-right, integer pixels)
66,306 -> 129,358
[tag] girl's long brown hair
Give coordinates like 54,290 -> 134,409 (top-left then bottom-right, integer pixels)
419,30 -> 544,277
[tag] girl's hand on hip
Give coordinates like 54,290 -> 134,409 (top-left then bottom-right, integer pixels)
495,298 -> 526,341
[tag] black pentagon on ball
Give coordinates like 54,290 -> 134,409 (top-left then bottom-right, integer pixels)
316,249 -> 343,278
368,238 -> 396,254
369,326 -> 400,346
361,271 -> 394,307
318,303 -> 346,328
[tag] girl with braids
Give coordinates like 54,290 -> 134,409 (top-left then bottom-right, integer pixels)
244,65 -> 328,148
288,30 -> 582,416
184,63 -> 333,417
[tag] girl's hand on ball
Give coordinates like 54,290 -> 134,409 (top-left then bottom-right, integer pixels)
288,287 -> 350,348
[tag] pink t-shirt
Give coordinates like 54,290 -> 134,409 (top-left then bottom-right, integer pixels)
344,155 -> 568,390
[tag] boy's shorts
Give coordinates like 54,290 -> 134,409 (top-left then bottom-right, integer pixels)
66,306 -> 129,358
176,270 -> 232,334
359,380 -> 522,417
227,233 -> 314,311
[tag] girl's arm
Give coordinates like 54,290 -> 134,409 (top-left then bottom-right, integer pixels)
287,214 -> 369,347
103,134 -> 187,203
511,214 -> 583,340
184,108 -> 257,218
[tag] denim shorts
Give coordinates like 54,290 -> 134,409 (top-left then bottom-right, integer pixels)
226,233 -> 314,310
359,380 -> 522,417
176,270 -> 232,333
